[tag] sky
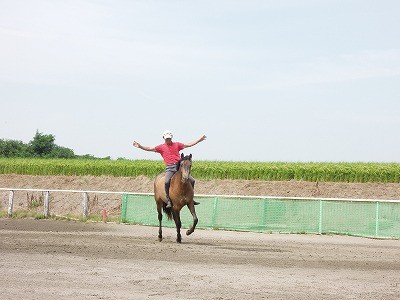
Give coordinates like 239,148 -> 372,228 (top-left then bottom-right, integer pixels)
1,0 -> 399,162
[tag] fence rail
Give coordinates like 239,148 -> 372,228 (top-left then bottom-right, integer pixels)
2,187 -> 399,239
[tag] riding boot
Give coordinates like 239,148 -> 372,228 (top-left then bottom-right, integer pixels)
165,182 -> 173,208
191,180 -> 200,206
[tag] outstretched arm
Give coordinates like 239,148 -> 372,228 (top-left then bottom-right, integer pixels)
132,141 -> 157,152
183,135 -> 207,148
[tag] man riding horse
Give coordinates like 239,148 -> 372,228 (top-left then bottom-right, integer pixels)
133,130 -> 206,208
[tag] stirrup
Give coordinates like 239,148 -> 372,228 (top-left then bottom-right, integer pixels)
194,201 -> 200,205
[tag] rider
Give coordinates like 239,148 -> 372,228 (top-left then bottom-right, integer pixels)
133,130 -> 207,208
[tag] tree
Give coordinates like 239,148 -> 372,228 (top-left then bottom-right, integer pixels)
48,145 -> 75,159
0,139 -> 31,157
0,130 -> 114,159
29,130 -> 56,157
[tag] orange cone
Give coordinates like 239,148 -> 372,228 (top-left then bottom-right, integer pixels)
102,209 -> 108,222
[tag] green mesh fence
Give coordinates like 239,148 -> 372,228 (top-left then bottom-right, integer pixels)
121,194 -> 400,239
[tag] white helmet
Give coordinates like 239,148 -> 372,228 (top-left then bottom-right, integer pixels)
162,130 -> 173,139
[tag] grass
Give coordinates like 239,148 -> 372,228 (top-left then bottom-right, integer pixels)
2,210 -> 46,219
0,209 -> 121,223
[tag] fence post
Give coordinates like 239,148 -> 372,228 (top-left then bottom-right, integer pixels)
82,192 -> 88,220
44,191 -> 50,218
262,198 -> 268,229
211,197 -> 219,228
375,201 -> 380,237
318,199 -> 323,234
8,190 -> 14,217
121,194 -> 127,223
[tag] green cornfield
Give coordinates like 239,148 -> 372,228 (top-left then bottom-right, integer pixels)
0,158 -> 399,183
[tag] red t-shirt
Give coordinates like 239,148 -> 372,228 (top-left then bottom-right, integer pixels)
155,142 -> 185,165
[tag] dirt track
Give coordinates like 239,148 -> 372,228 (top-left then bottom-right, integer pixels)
1,218 -> 400,300
1,175 -> 400,299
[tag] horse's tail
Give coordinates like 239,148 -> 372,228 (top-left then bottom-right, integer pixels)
162,205 -> 173,220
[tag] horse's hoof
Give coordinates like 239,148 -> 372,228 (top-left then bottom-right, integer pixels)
186,229 -> 193,236
158,235 -> 162,242
176,237 -> 182,243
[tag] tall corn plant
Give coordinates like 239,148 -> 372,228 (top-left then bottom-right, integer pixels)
0,158 -> 399,183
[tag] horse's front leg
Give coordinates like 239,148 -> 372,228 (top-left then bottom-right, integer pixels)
157,204 -> 163,242
172,210 -> 182,243
186,202 -> 198,236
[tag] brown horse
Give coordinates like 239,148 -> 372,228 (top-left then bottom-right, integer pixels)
154,153 -> 198,243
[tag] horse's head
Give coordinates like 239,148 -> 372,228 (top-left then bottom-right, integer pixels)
179,153 -> 192,183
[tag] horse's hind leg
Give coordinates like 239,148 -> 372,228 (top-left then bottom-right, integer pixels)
172,210 -> 182,243
157,202 -> 163,242
186,203 -> 198,236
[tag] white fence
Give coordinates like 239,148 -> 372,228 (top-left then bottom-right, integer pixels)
2,186 -> 399,225
0,187 -> 151,220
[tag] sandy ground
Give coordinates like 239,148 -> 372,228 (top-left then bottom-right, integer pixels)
1,175 -> 400,299
1,174 -> 400,217
0,218 -> 399,300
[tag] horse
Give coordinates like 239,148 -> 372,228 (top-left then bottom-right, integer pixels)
154,153 -> 198,243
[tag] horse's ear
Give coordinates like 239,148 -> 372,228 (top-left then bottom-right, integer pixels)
181,153 -> 184,159
189,154 -> 192,159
